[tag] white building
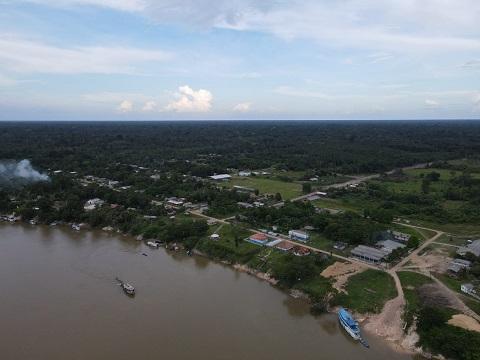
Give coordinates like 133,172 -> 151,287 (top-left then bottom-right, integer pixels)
84,198 -> 105,211
209,174 -> 231,181
461,283 -> 476,296
238,171 -> 252,177
288,230 -> 310,242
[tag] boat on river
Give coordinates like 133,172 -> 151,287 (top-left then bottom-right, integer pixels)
116,277 -> 135,296
338,308 -> 361,340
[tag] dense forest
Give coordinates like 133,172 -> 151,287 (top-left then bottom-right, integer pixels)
1,121 -> 480,175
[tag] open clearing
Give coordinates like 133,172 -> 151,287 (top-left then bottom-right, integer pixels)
448,314 -> 480,333
320,261 -> 365,294
224,176 -> 302,200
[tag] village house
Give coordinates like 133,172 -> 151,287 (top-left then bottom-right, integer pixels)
247,233 -> 269,246
293,246 -> 311,256
448,258 -> 472,276
238,170 -> 252,177
165,197 -> 185,209
461,283 -> 478,298
457,240 -> 480,257
210,233 -> 220,241
84,198 -> 105,211
275,241 -> 295,252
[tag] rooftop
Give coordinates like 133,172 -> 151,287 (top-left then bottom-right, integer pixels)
351,245 -> 389,261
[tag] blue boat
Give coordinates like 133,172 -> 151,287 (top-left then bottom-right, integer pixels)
338,307 -> 361,340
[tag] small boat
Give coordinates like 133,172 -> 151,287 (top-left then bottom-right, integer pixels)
146,241 -> 159,248
116,277 -> 135,295
338,307 -> 361,340
71,224 -> 81,231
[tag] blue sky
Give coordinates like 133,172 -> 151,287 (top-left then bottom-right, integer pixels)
0,0 -> 479,120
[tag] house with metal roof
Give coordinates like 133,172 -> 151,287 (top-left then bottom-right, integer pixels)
457,240 -> 480,257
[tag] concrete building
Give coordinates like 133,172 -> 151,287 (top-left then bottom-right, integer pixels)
288,230 -> 310,242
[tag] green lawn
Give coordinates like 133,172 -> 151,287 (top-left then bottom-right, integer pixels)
224,176 -> 303,200
333,269 -> 398,314
308,233 -> 335,251
398,271 -> 434,329
312,197 -> 362,213
196,224 -> 259,263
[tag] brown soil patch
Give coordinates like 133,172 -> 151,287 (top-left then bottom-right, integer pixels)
320,261 -> 365,293
401,247 -> 450,273
448,314 -> 480,333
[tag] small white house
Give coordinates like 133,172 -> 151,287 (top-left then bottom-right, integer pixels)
209,174 -> 231,181
238,171 -> 252,177
461,283 -> 476,295
84,198 -> 105,211
210,233 -> 220,241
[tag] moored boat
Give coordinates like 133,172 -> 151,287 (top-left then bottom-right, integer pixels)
146,241 -> 159,248
338,307 -> 361,340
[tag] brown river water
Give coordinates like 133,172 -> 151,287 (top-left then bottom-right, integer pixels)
0,223 -> 414,360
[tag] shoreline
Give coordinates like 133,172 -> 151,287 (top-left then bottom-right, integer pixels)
4,221 -> 422,357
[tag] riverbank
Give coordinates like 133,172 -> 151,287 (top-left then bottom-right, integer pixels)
0,222 -> 413,360
5,220 -> 418,356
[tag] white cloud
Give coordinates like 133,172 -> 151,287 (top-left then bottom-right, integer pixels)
118,100 -> 133,113
461,60 -> 480,69
165,85 -> 213,112
19,1 -> 480,53
274,86 -> 332,100
233,102 -> 252,112
0,74 -> 17,86
0,35 -> 171,74
22,0 -> 145,12
142,100 -> 157,112
425,99 -> 440,107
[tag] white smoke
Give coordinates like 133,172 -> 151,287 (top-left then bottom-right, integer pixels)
0,159 -> 50,187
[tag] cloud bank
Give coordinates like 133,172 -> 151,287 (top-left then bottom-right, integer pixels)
165,85 -> 213,112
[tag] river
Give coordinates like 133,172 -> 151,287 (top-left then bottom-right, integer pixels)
0,223 -> 414,360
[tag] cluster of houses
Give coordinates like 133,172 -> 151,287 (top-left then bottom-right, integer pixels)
80,175 -> 125,191
350,230 -> 411,264
244,232 -> 312,257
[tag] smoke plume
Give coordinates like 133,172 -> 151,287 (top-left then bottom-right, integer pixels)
0,159 -> 50,187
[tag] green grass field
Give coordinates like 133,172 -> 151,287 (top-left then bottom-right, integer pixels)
224,176 -> 303,200
333,269 -> 397,314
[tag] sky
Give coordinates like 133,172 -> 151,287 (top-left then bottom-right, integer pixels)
0,0 -> 479,120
